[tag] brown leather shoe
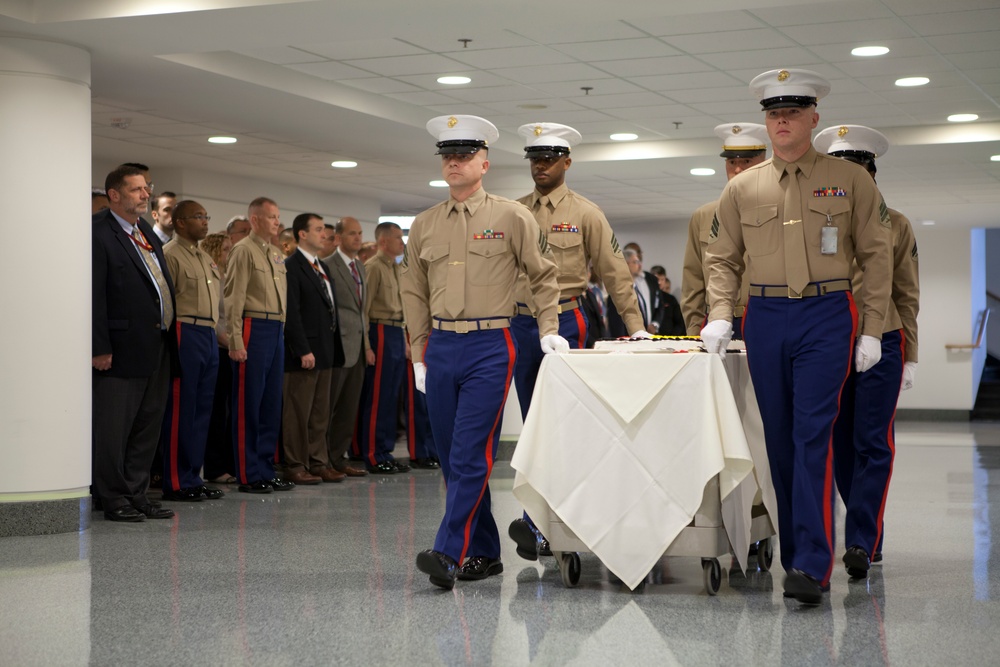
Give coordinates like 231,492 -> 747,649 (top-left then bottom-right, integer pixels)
337,465 -> 368,477
286,470 -> 322,485
313,468 -> 346,483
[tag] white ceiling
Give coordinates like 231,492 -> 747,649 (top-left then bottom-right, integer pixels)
2,0 -> 999,228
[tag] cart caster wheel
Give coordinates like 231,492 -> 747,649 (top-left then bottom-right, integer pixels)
702,558 -> 721,595
557,552 -> 581,588
755,537 -> 774,573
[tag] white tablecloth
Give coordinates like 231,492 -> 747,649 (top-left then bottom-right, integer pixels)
511,350 -> 774,590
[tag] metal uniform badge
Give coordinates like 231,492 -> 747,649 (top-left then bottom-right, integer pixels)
821,225 -> 837,254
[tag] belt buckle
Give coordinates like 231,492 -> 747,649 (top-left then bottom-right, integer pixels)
454,320 -> 470,334
788,286 -> 802,299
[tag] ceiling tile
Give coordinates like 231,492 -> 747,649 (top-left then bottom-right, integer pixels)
338,77 -> 422,94
831,55 -> 956,78
777,18 -> 919,45
383,90 -> 461,106
926,32 -> 1000,54
445,84 -> 549,104
665,28 -> 795,54
699,46 -> 823,71
634,10 -> 762,36
901,8 -> 1000,36
297,38 -> 427,60
345,53 -> 470,76
286,61 -> 373,80
394,70 -> 511,89
881,0 -> 1000,16
628,70 -> 742,92
750,1 -> 894,27
402,32 -> 537,52
597,55 -> 715,77
234,46 -> 327,65
489,62 -> 615,84
514,21 -> 648,44
555,38 -> 679,61
573,91 -> 674,110
446,45 -> 576,69
537,78 -> 646,98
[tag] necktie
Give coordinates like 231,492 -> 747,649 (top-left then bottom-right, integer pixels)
535,195 -> 552,230
131,226 -> 173,328
444,202 -> 468,318
313,259 -> 334,309
349,260 -> 362,303
782,163 -> 810,295
635,286 -> 648,327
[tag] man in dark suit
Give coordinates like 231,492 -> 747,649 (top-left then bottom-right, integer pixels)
92,164 -> 176,522
282,213 -> 346,484
322,216 -> 372,477
649,265 -> 686,336
607,247 -> 657,337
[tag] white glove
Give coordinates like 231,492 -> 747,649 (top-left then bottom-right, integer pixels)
630,329 -> 653,340
540,334 -> 570,355
700,319 -> 733,358
413,362 -> 427,394
902,361 -> 917,391
854,335 -> 882,373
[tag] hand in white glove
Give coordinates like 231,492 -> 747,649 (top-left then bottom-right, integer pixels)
540,334 -> 570,355
902,361 -> 917,391
629,329 -> 653,340
700,319 -> 733,358
413,362 -> 427,394
854,335 -> 882,373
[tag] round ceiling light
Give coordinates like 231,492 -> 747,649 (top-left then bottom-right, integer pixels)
429,180 -> 448,187
610,133 -> 638,141
947,114 -> 979,122
851,46 -> 889,57
690,168 -> 716,176
437,76 -> 471,85
208,136 -> 237,144
331,161 -> 357,168
895,77 -> 929,87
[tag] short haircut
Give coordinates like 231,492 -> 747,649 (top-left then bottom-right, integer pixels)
649,265 -> 667,279
118,162 -> 149,172
324,223 -> 336,231
171,200 -> 201,222
226,215 -> 249,234
150,191 -> 177,209
623,248 -> 639,261
374,221 -> 400,240
278,229 -> 297,244
248,197 -> 277,218
292,212 -> 322,242
105,164 -> 146,194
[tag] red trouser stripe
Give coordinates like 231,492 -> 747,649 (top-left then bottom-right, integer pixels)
573,308 -> 587,348
168,322 -> 184,491
458,328 -> 516,565
823,292 -> 859,585
406,369 -> 417,459
236,318 -> 252,484
367,325 -> 385,466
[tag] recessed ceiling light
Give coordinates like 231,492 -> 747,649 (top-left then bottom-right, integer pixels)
610,133 -> 638,141
852,46 -> 889,57
921,220 -> 936,226
991,155 -> 1000,162
437,76 -> 471,85
208,136 -> 237,144
895,76 -> 929,87
690,168 -> 716,176
429,180 -> 448,187
947,113 -> 979,122
331,160 -> 357,168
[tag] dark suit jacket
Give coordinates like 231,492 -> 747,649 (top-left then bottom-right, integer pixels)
283,250 -> 345,371
580,288 -> 607,348
92,209 -> 177,378
607,272 -> 659,338
653,291 -> 686,336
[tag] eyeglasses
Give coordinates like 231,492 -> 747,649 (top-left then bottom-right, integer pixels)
179,214 -> 212,222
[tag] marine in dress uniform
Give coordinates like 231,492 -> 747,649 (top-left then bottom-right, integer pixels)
680,123 -> 769,336
224,197 -> 295,494
816,125 -> 920,578
159,201 -> 225,502
281,213 -> 346,485
401,115 -> 564,589
507,122 -> 646,561
358,222 -> 410,473
702,69 -> 894,605
92,165 -> 176,522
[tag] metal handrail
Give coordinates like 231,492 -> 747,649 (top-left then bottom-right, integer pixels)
945,308 -> 990,350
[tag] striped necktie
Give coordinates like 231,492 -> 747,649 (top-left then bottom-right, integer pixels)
131,226 -> 173,328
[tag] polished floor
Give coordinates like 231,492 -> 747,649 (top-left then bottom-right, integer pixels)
3,421 -> 1000,666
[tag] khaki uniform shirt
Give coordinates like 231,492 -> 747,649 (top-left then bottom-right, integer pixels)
365,251 -> 405,322
401,186 -> 560,363
851,208 -> 920,362
224,231 -> 287,351
162,237 -> 221,325
515,183 -> 644,334
681,201 -> 751,335
705,147 -> 893,338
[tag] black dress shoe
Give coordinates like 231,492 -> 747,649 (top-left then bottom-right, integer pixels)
411,458 -> 441,470
538,538 -> 552,557
161,488 -> 204,502
104,506 -> 145,522
367,461 -> 397,475
238,481 -> 273,494
508,518 -> 539,561
458,556 -> 503,581
416,549 -> 457,590
267,478 -> 295,491
783,569 -> 827,605
197,485 -> 224,500
843,545 -> 871,579
134,504 -> 175,519
872,552 -> 883,564
392,460 -> 411,473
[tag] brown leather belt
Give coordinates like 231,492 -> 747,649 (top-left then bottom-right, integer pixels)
176,316 -> 216,326
748,279 -> 852,299
244,310 -> 284,321
371,318 -> 404,327
432,318 -> 511,334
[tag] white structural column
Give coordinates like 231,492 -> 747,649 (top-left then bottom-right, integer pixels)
0,37 -> 92,535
